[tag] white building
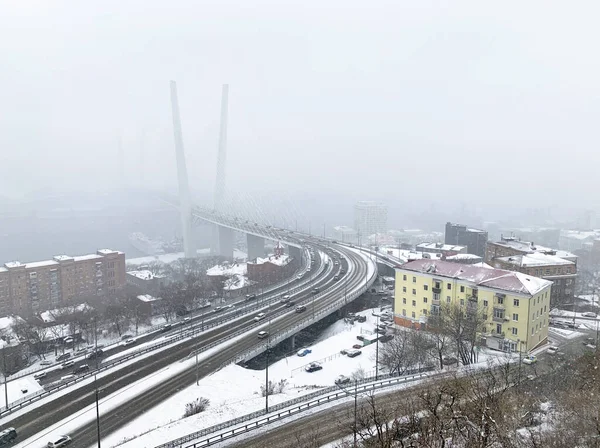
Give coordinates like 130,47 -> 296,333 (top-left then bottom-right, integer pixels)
332,226 -> 358,244
354,201 -> 387,242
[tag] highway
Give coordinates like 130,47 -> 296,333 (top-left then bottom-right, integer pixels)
6,242 -> 373,447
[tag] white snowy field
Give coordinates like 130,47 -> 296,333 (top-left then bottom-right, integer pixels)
105,307 -> 510,448
0,376 -> 43,409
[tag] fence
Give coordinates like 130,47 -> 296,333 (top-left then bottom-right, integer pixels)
156,366 -> 434,448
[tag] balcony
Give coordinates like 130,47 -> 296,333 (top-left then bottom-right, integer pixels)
432,297 -> 441,305
492,315 -> 505,323
492,331 -> 505,339
493,304 -> 505,311
432,287 -> 441,294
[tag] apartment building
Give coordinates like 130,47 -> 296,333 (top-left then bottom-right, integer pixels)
354,201 -> 387,241
395,259 -> 552,353
415,242 -> 466,257
445,223 -> 488,257
2,249 -> 126,317
486,236 -> 577,306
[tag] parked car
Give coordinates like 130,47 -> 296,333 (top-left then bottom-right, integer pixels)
56,353 -> 71,362
522,355 -> 537,365
297,348 -> 312,357
257,331 -> 269,339
346,349 -> 362,358
379,334 -> 394,343
356,315 -> 367,323
305,362 -> 323,373
296,305 -> 307,313
344,317 -> 355,324
547,346 -> 559,354
442,357 -> 458,366
161,324 -> 173,333
334,375 -> 350,385
34,371 -> 47,380
47,435 -> 72,447
352,344 -> 363,349
254,313 -> 266,322
73,364 -> 89,375
123,338 -> 136,347
61,360 -> 75,369
0,427 -> 17,446
63,337 -> 74,344
40,360 -> 52,366
583,312 -> 597,318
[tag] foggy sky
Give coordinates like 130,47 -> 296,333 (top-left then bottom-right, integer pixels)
2,0 -> 599,214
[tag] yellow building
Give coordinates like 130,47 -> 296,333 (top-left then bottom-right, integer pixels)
394,259 -> 552,353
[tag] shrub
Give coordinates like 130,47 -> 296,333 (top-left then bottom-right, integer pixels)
184,397 -> 210,417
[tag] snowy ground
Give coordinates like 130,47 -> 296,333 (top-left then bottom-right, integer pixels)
0,376 -> 43,409
105,307 -> 510,448
577,294 -> 600,307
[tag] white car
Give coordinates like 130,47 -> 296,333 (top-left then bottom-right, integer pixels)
123,338 -> 136,346
34,371 -> 47,380
522,355 -> 537,365
47,435 -> 72,447
254,313 -> 266,322
547,346 -> 559,354
583,312 -> 597,318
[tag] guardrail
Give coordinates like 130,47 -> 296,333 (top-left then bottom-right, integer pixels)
0,247 -> 330,417
156,366 -> 434,448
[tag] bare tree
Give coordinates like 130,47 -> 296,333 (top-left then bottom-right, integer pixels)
11,319 -> 49,360
103,299 -> 130,337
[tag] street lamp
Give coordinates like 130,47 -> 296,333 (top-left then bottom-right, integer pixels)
334,379 -> 359,448
375,313 -> 380,380
517,339 -> 522,390
94,375 -> 103,448
1,347 -> 8,409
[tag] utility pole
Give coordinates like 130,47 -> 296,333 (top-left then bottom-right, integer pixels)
353,380 -> 358,448
95,375 -> 102,448
265,343 -> 270,413
375,313 -> 380,380
2,348 -> 8,409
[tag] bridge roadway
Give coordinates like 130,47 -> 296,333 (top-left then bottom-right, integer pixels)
8,244 -> 370,447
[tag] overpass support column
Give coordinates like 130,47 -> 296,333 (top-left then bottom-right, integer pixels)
290,334 -> 296,351
247,234 -> 265,260
288,246 -> 302,264
218,226 -> 235,259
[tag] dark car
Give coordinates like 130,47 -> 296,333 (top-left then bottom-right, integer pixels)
161,324 -> 173,333
296,305 -> 307,313
355,315 -> 366,323
0,427 -> 17,446
305,362 -> 323,373
86,349 -> 104,360
285,301 -> 296,308
442,357 -> 458,366
379,334 -> 394,343
312,288 -> 319,295
347,349 -> 362,358
56,353 -> 71,362
73,364 -> 90,375
245,294 -> 257,301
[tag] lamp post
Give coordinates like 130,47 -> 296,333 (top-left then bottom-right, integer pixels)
335,379 -> 358,447
94,375 -> 102,448
375,313 -> 380,380
517,339 -> 522,389
265,306 -> 272,413
2,347 -> 8,409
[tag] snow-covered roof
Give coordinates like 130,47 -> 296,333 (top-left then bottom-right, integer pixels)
223,274 -> 251,291
98,249 -> 116,255
416,242 -> 466,252
206,262 -> 247,277
39,303 -> 94,323
250,254 -> 290,267
398,259 -> 552,296
137,294 -> 161,302
4,261 -> 22,268
446,254 -> 481,260
53,255 -> 74,262
127,270 -> 163,280
25,260 -> 59,269
472,262 -> 493,269
496,252 -> 575,268
73,254 -> 103,262
333,225 -> 356,234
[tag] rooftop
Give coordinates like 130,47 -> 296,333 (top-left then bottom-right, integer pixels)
496,252 -> 575,268
4,262 -> 22,268
446,254 -> 482,260
416,242 -> 466,252
492,238 -> 577,259
398,259 -> 552,296
73,254 -> 103,262
137,294 -> 161,303
127,270 -> 163,281
53,255 -> 74,262
25,260 -> 59,269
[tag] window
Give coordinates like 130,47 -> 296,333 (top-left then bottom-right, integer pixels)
413,277 -> 416,283
483,300 -> 488,307
423,309 -> 428,315
497,296 -> 504,305
545,268 -> 550,275
403,275 -> 407,281
532,327 -> 535,336
496,323 -> 502,334
424,285 -> 428,291
460,299 -> 464,306
447,283 -> 451,290
513,299 -> 519,307
483,314 -> 488,320
412,300 -> 416,307
512,328 -> 518,335
412,289 -> 416,295
435,282 -> 441,289
460,286 -> 465,293
433,292 -> 440,301
446,296 -> 451,303
402,309 -> 406,316
493,309 -> 505,319
512,313 -> 518,321
403,298 -> 406,304
411,311 -> 415,318
544,305 -> 546,312
423,297 -> 428,303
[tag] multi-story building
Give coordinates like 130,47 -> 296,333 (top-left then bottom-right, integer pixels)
126,270 -> 169,295
332,226 -> 358,244
2,249 -> 126,317
354,201 -> 387,242
445,223 -> 488,257
395,259 -> 552,353
486,236 -> 577,306
559,229 -> 600,252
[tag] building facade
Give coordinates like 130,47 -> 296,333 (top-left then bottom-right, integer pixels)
395,259 -> 552,353
354,201 -> 388,242
486,237 -> 577,306
1,249 -> 126,317
332,226 -> 358,244
445,223 -> 488,257
415,242 -> 467,257
126,270 -> 168,295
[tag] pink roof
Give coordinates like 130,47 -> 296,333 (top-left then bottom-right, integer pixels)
398,259 -> 551,296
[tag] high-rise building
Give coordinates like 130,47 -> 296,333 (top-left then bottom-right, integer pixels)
444,222 -> 488,257
354,201 -> 387,242
0,249 -> 126,317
